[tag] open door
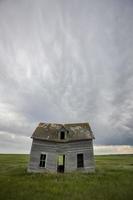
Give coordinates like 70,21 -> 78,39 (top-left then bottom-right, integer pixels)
57,155 -> 65,173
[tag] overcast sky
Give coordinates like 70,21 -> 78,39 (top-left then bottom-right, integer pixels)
0,0 -> 133,153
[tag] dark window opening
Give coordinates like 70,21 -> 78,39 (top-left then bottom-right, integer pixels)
39,154 -> 46,167
77,154 -> 84,168
60,131 -> 65,139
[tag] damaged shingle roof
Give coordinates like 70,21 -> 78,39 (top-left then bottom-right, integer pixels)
32,122 -> 95,142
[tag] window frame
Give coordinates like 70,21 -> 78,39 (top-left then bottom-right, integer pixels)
39,153 -> 46,168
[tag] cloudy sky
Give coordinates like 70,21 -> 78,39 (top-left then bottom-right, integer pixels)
0,0 -> 133,154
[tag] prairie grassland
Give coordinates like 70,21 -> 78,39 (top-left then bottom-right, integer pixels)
0,154 -> 133,200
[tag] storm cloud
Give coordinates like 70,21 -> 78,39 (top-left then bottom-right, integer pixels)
0,0 -> 133,153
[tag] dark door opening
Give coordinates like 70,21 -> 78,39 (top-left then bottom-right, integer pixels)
57,155 -> 65,173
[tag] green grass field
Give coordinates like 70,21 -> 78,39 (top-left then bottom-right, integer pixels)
0,154 -> 133,200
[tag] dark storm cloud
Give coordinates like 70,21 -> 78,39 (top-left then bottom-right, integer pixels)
0,0 -> 133,152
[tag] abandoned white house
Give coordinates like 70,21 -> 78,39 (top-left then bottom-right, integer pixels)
28,122 -> 95,173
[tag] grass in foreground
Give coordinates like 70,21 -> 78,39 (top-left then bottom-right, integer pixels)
0,154 -> 133,200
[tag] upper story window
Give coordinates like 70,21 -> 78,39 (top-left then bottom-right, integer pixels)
60,131 -> 65,139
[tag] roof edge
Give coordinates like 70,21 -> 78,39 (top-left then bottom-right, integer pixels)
32,137 -> 94,143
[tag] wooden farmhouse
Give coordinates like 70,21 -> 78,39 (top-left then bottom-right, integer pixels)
28,122 -> 95,173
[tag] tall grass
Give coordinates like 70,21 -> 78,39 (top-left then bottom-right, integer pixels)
0,154 -> 133,200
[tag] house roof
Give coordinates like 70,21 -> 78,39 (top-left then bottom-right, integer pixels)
32,122 -> 95,142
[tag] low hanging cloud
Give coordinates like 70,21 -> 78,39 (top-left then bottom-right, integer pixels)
0,0 -> 133,153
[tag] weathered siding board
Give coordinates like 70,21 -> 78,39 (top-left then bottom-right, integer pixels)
65,152 -> 77,172
28,138 -> 95,172
28,140 -> 58,172
46,153 -> 57,171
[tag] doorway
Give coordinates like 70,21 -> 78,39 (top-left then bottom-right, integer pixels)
57,155 -> 65,173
